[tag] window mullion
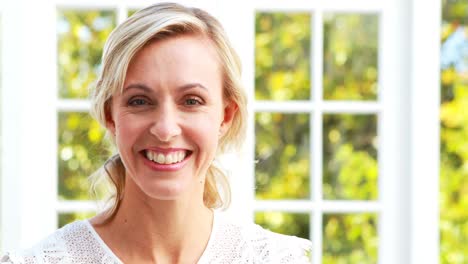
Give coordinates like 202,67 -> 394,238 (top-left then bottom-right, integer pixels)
311,7 -> 324,264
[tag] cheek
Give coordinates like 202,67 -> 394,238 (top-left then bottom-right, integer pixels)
113,114 -> 147,148
184,112 -> 222,151
191,121 -> 218,143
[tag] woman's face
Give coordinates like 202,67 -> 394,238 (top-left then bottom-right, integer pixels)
106,35 -> 236,201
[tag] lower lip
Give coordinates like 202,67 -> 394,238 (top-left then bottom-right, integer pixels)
142,152 -> 191,172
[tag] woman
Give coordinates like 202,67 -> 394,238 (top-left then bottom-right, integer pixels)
1,3 -> 312,263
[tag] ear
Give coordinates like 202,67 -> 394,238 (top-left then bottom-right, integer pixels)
219,100 -> 238,137
104,101 -> 116,136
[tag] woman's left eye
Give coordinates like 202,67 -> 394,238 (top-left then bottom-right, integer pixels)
185,97 -> 203,106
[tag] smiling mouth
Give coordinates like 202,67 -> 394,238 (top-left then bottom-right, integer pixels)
144,149 -> 191,165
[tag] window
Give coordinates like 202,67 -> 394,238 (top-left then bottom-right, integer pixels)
0,0 -> 441,263
56,7 -> 117,226
251,6 -> 381,263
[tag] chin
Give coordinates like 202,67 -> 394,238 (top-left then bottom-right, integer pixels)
139,180 -> 194,201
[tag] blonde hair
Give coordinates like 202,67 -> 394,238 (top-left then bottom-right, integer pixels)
89,3 -> 247,222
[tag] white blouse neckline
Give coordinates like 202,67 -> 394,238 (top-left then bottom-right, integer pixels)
82,211 -> 218,264
1,210 -> 313,263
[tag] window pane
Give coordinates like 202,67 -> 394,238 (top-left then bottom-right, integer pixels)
323,14 -> 378,100
58,112 -> 111,200
57,10 -> 116,98
58,212 -> 96,228
323,213 -> 378,263
255,211 -> 310,239
323,114 -> 378,200
255,113 -> 310,199
255,12 -> 311,100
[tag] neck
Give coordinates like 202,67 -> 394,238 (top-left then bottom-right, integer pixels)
91,179 -> 214,263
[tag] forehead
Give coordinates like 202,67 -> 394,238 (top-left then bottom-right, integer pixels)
131,35 -> 220,72
123,34 -> 222,93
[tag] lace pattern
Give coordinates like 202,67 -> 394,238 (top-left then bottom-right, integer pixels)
1,212 -> 312,263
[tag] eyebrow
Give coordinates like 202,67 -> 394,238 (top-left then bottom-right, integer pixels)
178,83 -> 208,91
123,83 -> 208,93
123,83 -> 152,93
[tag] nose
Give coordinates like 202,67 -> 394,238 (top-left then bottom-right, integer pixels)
149,103 -> 182,142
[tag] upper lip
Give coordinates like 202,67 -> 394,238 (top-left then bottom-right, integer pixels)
143,147 -> 191,154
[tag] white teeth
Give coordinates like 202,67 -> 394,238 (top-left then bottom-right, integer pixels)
166,154 -> 173,164
146,151 -> 153,161
145,150 -> 187,164
156,153 -> 165,163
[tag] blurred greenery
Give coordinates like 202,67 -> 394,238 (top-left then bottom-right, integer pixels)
128,9 -> 138,17
254,12 -> 379,262
440,1 -> 468,263
255,13 -> 311,100
57,10 -> 116,203
323,14 -> 378,100
323,114 -> 378,200
58,112 -> 111,200
255,211 -> 310,239
255,113 -> 310,199
323,214 -> 378,264
442,0 -> 468,24
58,212 -> 96,228
57,10 -> 116,98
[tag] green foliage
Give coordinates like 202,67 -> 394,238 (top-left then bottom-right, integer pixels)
57,10 -> 116,203
440,2 -> 468,263
58,212 -> 96,228
323,114 -> 378,200
442,0 -> 468,24
57,10 -> 116,98
255,13 -> 311,100
58,112 -> 111,200
128,9 -> 138,17
323,14 -> 378,100
255,113 -> 310,199
440,76 -> 468,264
254,12 -> 379,261
255,212 -> 310,239
323,214 -> 378,264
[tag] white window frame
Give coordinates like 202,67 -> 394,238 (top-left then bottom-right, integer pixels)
0,0 -> 440,263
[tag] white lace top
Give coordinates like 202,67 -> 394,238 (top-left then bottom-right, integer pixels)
1,212 -> 312,263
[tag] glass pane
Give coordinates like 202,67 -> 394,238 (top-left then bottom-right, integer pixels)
255,12 -> 311,100
58,212 -> 96,228
323,213 -> 378,263
255,211 -> 310,239
58,112 -> 112,200
323,14 -> 378,100
57,10 -> 116,98
323,114 -> 378,200
255,113 -> 310,199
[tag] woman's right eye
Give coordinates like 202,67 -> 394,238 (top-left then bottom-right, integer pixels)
128,98 -> 148,106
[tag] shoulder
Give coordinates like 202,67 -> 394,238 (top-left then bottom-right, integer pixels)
1,222 -> 76,263
1,220 -> 111,264
212,213 -> 312,263
243,222 -> 312,263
